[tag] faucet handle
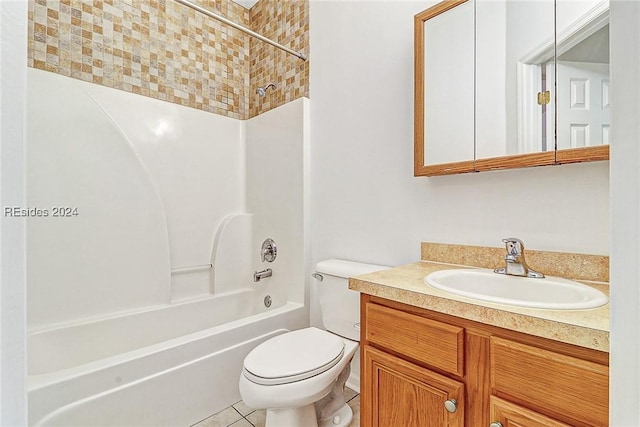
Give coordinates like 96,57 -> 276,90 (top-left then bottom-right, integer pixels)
261,238 -> 277,263
502,237 -> 524,256
498,238 -> 545,278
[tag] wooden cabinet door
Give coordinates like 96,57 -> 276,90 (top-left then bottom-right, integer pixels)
362,345 -> 464,427
491,336 -> 608,426
490,396 -> 572,427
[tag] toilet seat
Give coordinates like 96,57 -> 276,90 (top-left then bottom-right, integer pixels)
243,327 -> 346,386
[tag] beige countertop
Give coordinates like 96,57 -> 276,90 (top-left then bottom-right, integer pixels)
349,261 -> 610,352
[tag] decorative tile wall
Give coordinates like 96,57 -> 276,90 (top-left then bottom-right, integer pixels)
249,0 -> 309,118
27,0 -> 309,119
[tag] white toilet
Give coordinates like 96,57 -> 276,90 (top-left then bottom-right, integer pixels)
239,259 -> 389,427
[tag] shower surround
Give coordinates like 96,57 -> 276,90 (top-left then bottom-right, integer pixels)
26,64 -> 310,426
25,0 -> 310,424
27,0 -> 309,119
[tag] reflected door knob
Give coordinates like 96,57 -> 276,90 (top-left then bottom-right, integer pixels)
489,422 -> 504,427
444,399 -> 458,413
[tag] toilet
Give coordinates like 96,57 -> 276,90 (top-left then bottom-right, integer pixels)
239,259 -> 389,427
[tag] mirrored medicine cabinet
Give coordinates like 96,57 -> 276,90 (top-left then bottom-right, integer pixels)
415,0 -> 610,176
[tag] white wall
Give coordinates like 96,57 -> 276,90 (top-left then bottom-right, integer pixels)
0,0 -> 28,424
610,1 -> 640,424
308,0 -> 609,320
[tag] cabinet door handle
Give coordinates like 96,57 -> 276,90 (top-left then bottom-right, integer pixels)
444,399 -> 458,413
489,422 -> 504,427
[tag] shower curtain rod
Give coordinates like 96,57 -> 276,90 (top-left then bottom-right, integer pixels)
175,0 -> 308,61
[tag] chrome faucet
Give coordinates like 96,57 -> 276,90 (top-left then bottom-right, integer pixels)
253,268 -> 272,282
494,238 -> 544,278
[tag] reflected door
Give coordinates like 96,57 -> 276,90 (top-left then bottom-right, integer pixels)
557,61 -> 610,149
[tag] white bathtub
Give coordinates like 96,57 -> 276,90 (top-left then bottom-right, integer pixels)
28,291 -> 306,426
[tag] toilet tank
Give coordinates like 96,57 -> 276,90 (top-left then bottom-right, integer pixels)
315,259 -> 390,341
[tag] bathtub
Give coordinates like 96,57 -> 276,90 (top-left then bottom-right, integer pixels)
28,290 -> 306,426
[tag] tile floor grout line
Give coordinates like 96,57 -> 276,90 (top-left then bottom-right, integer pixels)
232,401 -> 256,417
231,406 -> 244,418
189,414 -> 212,427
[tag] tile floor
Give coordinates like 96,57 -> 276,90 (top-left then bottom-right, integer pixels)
191,388 -> 360,427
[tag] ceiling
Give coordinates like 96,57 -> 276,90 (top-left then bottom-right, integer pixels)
233,0 -> 259,9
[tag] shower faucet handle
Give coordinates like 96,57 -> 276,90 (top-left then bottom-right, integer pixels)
261,238 -> 277,263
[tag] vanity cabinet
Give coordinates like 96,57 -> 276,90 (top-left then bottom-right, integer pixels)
360,295 -> 609,427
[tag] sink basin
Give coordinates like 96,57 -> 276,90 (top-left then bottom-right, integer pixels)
424,269 -> 608,310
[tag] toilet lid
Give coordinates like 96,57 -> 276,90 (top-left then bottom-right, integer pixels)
243,327 -> 346,385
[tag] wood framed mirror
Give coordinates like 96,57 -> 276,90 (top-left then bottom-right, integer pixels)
414,0 -> 610,177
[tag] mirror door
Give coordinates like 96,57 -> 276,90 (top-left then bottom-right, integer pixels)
415,0 -> 475,176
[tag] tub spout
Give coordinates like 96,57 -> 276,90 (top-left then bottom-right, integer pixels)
253,268 -> 272,282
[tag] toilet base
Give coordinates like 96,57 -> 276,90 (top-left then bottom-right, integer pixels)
265,405 -> 316,427
264,403 -> 353,427
318,403 -> 353,427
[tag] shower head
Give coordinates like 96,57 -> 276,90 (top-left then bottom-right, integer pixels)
256,83 -> 277,97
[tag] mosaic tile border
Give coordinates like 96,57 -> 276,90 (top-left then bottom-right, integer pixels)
27,0 -> 309,119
